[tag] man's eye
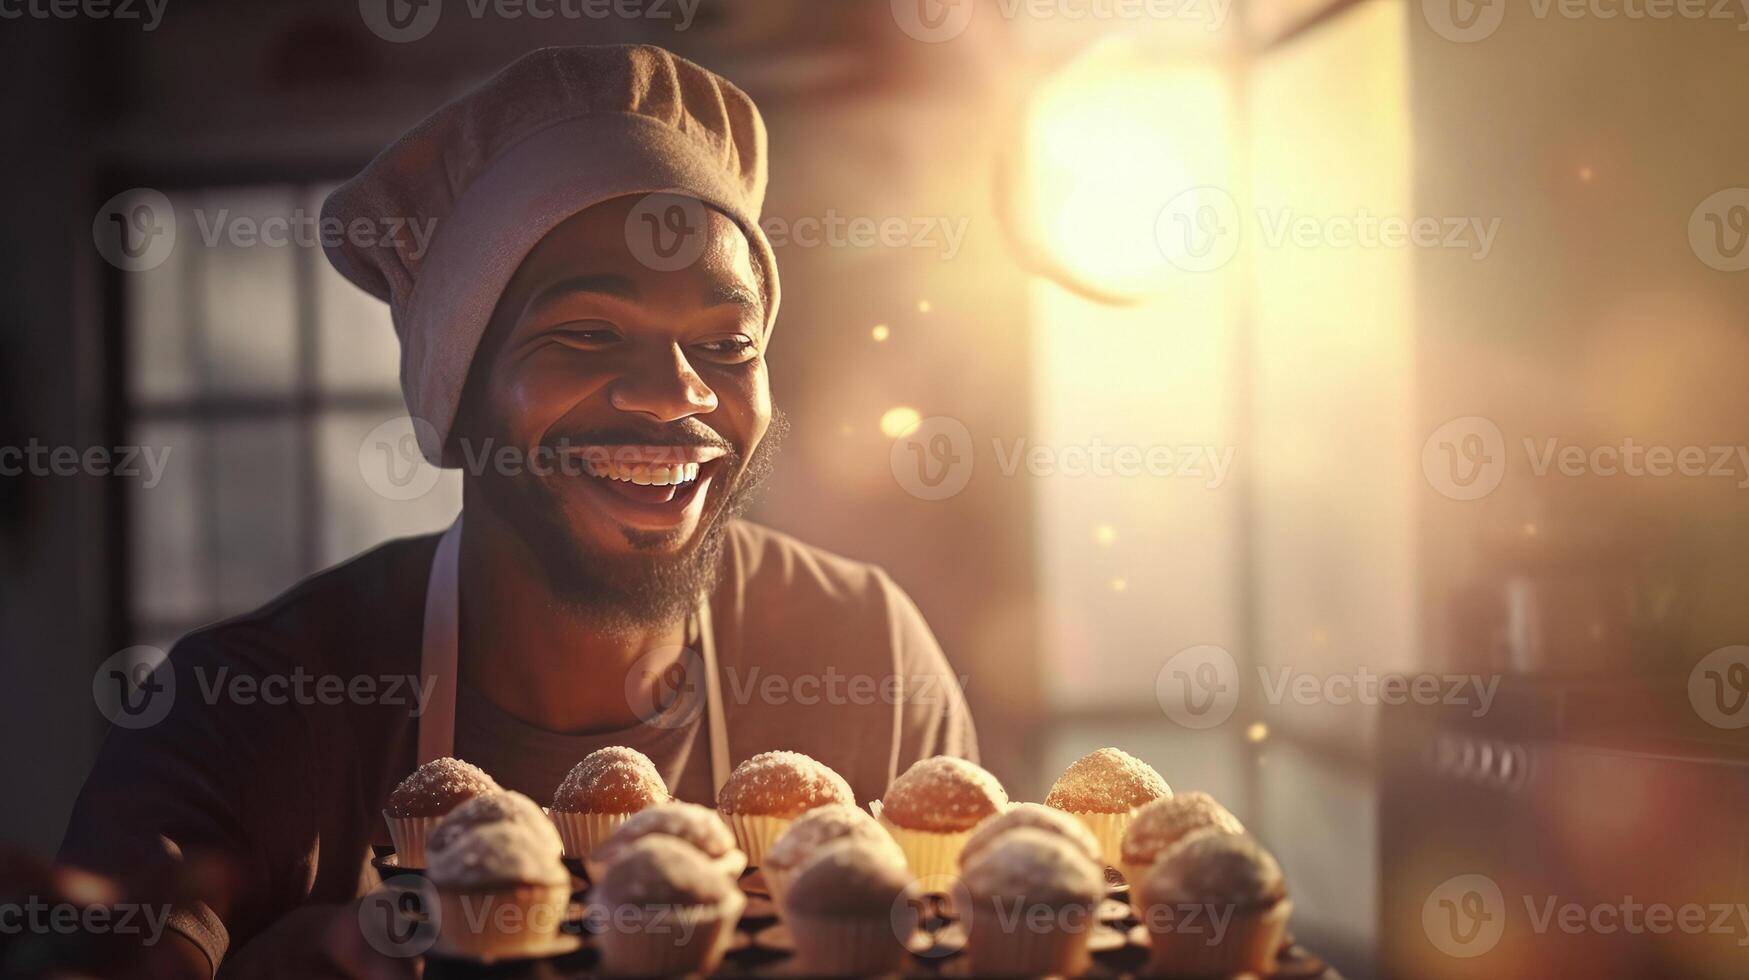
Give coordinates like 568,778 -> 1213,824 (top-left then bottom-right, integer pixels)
696,337 -> 756,360
554,326 -> 620,348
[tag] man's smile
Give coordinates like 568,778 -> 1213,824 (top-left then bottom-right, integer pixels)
558,445 -> 731,532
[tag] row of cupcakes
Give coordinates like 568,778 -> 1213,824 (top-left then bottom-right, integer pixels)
380,745 -> 1288,975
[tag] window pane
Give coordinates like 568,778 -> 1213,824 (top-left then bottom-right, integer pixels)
127,192 -> 197,402
211,417 -> 303,611
308,185 -> 403,394
316,410 -> 461,568
130,421 -> 207,623
197,187 -> 299,397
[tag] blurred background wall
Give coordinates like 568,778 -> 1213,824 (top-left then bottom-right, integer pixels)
5,2 -> 1749,977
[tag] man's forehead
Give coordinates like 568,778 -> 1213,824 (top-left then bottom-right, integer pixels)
517,196 -> 760,295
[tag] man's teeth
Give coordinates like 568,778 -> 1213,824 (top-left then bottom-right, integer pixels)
584,460 -> 702,486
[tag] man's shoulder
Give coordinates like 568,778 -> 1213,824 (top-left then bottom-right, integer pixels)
174,531 -> 442,674
717,520 -> 942,664
721,520 -> 901,609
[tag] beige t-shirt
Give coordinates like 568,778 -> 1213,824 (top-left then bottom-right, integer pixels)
59,520 -> 977,970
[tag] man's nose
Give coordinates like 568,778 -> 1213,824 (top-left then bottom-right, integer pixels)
607,343 -> 719,421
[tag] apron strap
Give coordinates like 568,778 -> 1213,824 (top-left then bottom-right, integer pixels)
696,597 -> 731,795
417,515 -> 464,766
417,513 -> 731,790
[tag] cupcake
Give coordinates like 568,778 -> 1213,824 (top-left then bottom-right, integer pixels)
877,756 -> 1007,880
1044,747 -> 1171,866
1119,791 -> 1244,886
715,751 -> 854,866
781,839 -> 922,976
429,790 -> 563,860
549,746 -> 669,859
587,835 -> 746,977
763,804 -> 906,912
960,802 -> 1102,870
584,801 -> 746,884
383,757 -> 500,868
961,828 -> 1105,977
1136,829 -> 1291,977
427,822 -> 573,962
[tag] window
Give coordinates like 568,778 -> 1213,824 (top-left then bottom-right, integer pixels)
120,183 -> 460,651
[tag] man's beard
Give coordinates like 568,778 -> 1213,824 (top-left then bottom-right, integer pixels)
480,410 -> 788,635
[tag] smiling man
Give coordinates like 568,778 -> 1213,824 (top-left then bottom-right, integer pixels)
60,45 -> 975,978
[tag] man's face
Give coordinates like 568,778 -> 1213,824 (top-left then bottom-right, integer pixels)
456,194 -> 779,629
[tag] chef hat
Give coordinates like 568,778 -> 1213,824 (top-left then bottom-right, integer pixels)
321,44 -> 781,467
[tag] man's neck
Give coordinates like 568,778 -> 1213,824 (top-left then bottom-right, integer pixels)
454,502 -> 687,735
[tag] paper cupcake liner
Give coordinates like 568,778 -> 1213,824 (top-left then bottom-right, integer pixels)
1066,809 -> 1133,868
384,812 -> 441,869
548,809 -> 632,860
432,881 -> 571,962
590,891 -> 745,977
718,812 -> 791,868
787,912 -> 911,975
876,815 -> 975,883
965,902 -> 1097,978
1143,897 -> 1292,977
